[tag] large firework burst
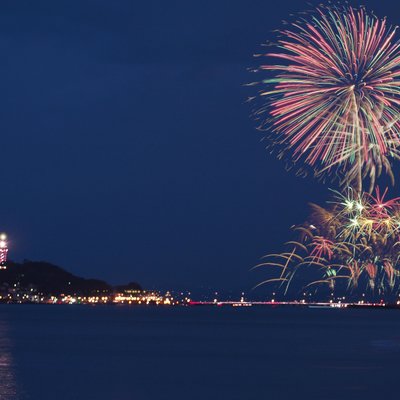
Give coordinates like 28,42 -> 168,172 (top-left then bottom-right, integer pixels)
252,5 -> 400,191
256,187 -> 400,297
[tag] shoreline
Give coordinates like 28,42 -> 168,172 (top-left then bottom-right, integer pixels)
0,300 -> 398,309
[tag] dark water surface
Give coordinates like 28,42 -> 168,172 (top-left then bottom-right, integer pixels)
0,305 -> 399,400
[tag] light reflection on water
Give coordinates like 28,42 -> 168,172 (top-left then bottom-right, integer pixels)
0,320 -> 19,400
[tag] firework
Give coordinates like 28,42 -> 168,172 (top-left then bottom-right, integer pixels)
255,187 -> 400,296
252,5 -> 400,191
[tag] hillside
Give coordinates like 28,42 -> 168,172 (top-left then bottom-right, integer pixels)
0,260 -> 142,296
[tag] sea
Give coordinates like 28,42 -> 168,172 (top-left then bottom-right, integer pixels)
0,305 -> 399,400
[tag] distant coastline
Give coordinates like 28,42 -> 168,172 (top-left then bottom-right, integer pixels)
0,260 -> 169,305
2,260 -> 400,308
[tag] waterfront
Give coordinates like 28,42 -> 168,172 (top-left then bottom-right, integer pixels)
0,305 -> 399,399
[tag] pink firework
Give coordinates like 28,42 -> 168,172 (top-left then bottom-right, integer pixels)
310,236 -> 334,260
367,186 -> 400,218
254,5 -> 400,191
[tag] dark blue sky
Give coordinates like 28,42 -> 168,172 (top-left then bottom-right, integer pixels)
1,0 -> 398,293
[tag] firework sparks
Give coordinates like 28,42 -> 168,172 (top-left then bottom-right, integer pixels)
256,187 -> 400,296
252,5 -> 400,191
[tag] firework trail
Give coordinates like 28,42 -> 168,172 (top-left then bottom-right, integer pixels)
252,5 -> 400,192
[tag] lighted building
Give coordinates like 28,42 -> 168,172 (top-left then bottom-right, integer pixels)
0,234 -> 8,270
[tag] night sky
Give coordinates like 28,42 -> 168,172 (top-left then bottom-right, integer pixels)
1,0 -> 399,293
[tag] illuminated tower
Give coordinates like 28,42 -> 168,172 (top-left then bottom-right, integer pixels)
0,234 -> 8,270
